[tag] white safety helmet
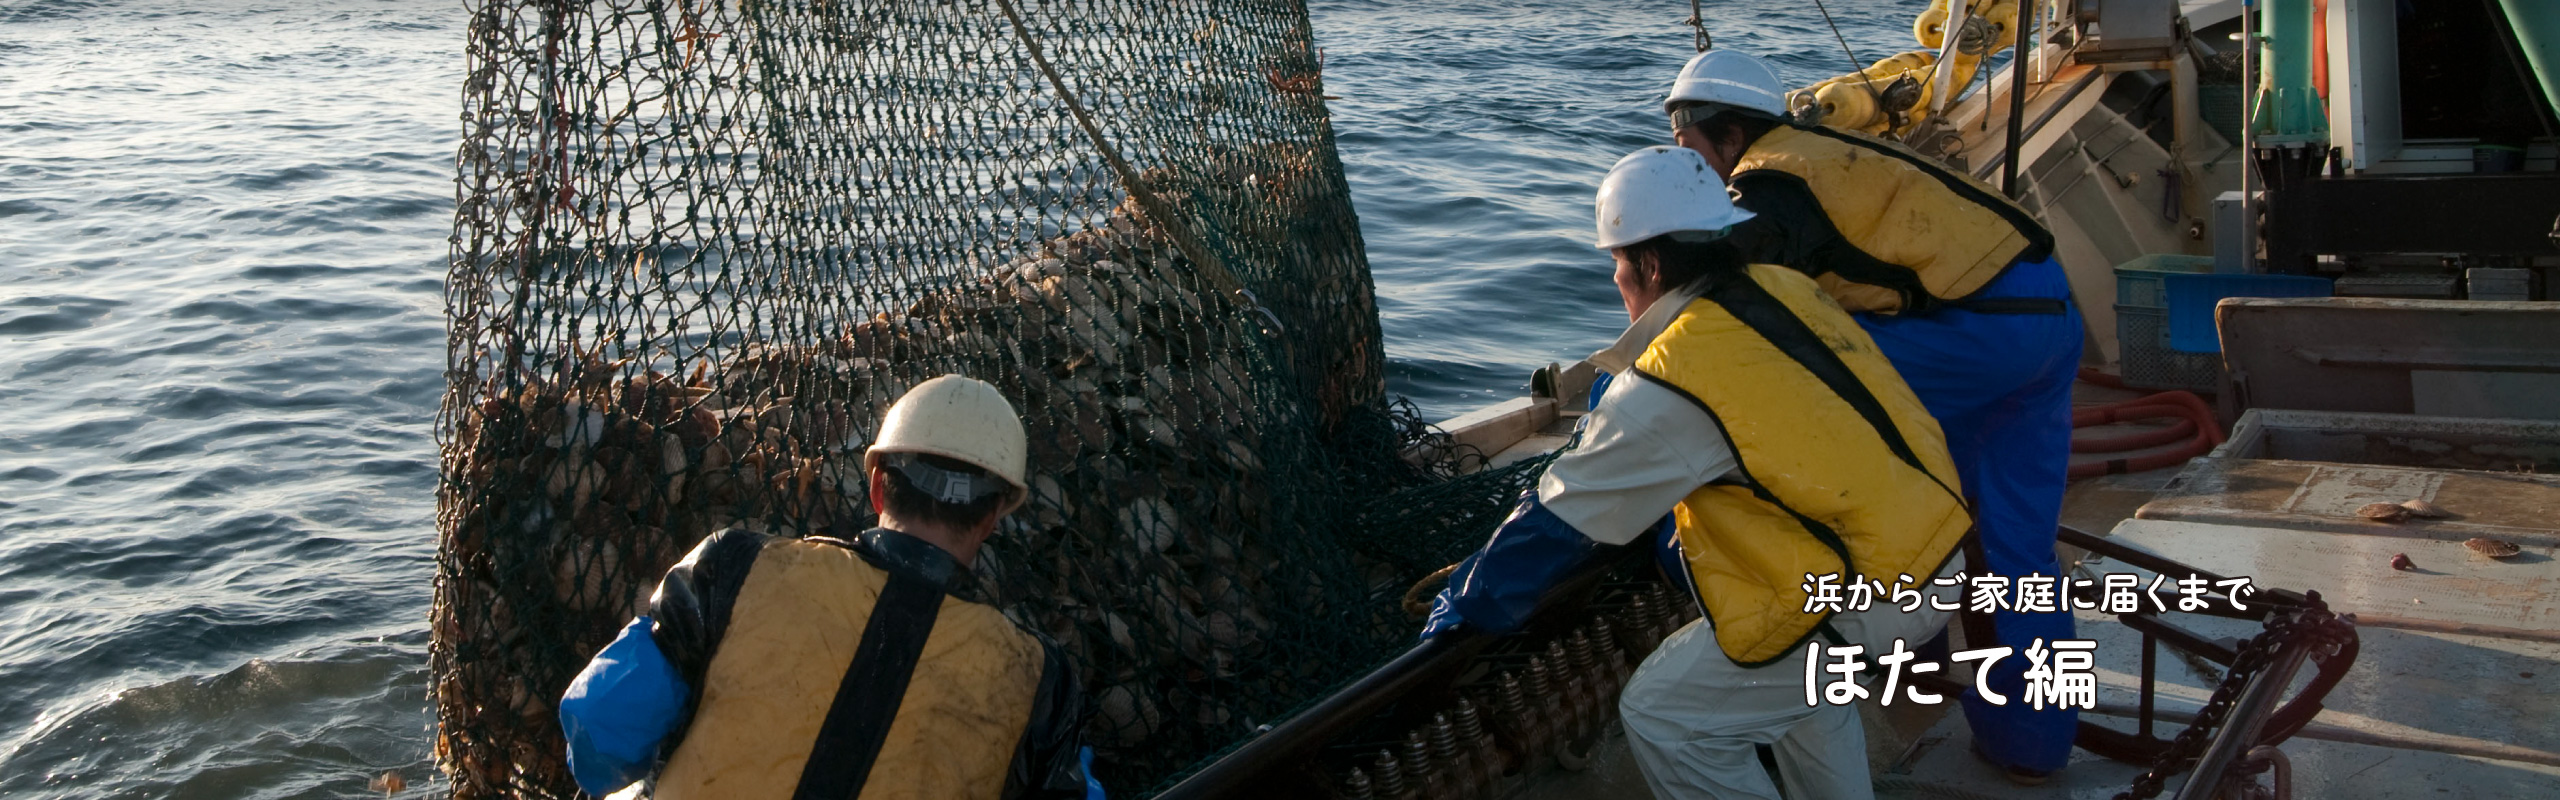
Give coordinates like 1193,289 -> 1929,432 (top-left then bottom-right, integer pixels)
1663,49 -> 1789,130
866,375 -> 1029,502
1594,146 -> 1757,250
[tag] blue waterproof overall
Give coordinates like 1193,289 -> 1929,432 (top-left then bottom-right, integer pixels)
1858,257 -> 2084,772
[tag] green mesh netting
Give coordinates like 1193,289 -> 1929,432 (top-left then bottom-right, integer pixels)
430,1 -> 1540,796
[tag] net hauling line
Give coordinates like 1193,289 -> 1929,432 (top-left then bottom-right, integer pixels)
994,0 -> 1287,338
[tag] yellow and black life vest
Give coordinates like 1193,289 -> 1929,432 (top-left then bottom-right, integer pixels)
1631,264 -> 1972,666
650,530 -> 1068,800
1733,124 -> 2053,314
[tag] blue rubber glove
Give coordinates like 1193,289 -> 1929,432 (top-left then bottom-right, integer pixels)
1081,746 -> 1107,800
1588,370 -> 1615,411
561,616 -> 691,797
1419,492 -> 1600,640
1418,549 -> 1482,639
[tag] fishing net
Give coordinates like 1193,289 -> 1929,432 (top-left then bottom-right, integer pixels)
430,1 -> 1538,796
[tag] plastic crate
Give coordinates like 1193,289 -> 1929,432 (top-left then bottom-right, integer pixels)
2115,254 -> 2215,309
2117,305 -> 2220,392
2163,273 -> 2333,353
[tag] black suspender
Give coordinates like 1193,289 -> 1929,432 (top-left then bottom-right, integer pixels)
791,570 -> 947,800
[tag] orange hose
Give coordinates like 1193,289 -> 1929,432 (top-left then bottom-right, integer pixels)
2067,436 -> 2212,479
2067,371 -> 2224,479
2072,414 -> 2196,452
2076,366 -> 2131,391
2073,403 -> 2187,427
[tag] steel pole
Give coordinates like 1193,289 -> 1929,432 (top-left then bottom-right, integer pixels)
2239,0 -> 2258,272
2003,0 -> 2034,197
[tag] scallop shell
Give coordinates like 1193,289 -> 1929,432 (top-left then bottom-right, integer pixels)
1218,440 -> 1262,472
2399,498 -> 2451,519
1103,612 -> 1139,652
1095,684 -> 1161,747
545,402 -> 607,450
1137,416 -> 1180,447
1028,474 -> 1073,523
2465,537 -> 2524,558
1062,310 -> 1127,366
1192,701 -> 1233,727
1037,274 -> 1107,312
2356,502 -> 2412,522
545,459 -> 605,513
1117,498 -> 1181,554
552,539 -> 623,614
658,433 -> 688,474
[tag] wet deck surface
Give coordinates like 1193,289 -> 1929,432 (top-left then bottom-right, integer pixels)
2114,518 -> 2560,636
2140,459 -> 2560,547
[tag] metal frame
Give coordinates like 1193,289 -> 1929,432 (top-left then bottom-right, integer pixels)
2058,526 -> 2359,798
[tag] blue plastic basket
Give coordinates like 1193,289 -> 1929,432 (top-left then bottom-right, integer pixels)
2163,273 -> 2333,353
2115,305 -> 2220,391
2114,254 -> 2215,309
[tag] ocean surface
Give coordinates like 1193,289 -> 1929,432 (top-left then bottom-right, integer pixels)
0,1 -> 1924,796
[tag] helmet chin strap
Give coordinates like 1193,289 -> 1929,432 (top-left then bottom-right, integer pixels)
1669,97 -> 1782,134
880,452 -> 1007,505
1668,102 -> 1727,134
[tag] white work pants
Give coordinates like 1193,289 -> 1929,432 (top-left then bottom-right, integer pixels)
1619,555 -> 1964,800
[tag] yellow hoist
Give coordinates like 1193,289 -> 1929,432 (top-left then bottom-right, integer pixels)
1790,0 -> 2022,137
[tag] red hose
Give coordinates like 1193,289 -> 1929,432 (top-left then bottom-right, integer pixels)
2067,371 -> 2224,479
2072,414 -> 2195,452
2076,366 -> 2132,391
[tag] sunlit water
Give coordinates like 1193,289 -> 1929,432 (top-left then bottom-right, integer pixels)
0,2 -> 1921,796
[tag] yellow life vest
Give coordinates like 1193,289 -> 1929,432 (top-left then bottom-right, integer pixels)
654,536 -> 1049,800
1733,124 -> 2053,314
1633,264 -> 1972,666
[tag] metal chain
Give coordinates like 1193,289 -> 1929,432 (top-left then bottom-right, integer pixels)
2113,597 -> 2351,800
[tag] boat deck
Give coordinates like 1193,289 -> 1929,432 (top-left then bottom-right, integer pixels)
1446,380 -> 2560,798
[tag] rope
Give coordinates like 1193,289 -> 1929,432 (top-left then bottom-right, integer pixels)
1401,562 -> 1460,618
1687,0 -> 1711,52
990,0 -> 1257,313
1808,0 -> 1887,114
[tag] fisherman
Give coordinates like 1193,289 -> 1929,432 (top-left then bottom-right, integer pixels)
1423,146 -> 1969,800
1659,48 -> 2086,783
556,375 -> 1099,800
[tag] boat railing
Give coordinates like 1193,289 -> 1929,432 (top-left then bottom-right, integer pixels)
1155,546 -> 1664,800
